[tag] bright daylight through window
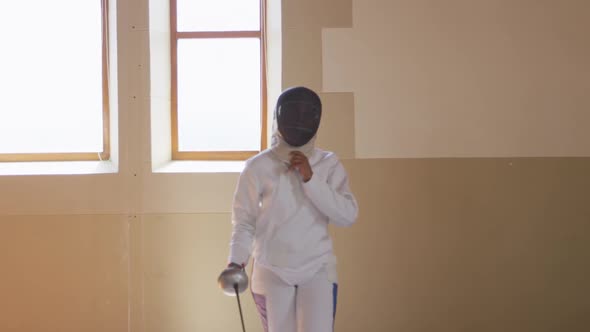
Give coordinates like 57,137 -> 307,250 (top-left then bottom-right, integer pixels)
172,0 -> 266,161
0,0 -> 109,162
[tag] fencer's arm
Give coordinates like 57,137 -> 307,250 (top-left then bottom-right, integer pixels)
302,159 -> 358,227
228,166 -> 259,266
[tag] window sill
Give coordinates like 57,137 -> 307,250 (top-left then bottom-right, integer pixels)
0,161 -> 118,176
153,160 -> 245,173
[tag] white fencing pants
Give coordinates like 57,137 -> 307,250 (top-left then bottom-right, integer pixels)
251,266 -> 338,332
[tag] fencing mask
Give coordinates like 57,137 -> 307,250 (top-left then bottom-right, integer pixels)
275,86 -> 322,147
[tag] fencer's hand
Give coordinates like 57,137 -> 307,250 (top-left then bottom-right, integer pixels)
218,262 -> 249,295
288,151 -> 313,182
227,262 -> 244,270
219,262 -> 243,282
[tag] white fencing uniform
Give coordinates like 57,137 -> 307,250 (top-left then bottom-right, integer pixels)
228,138 -> 358,332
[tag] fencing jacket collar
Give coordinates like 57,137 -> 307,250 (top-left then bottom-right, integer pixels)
270,132 -> 316,165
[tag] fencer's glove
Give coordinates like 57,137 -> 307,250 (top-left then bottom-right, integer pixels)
218,263 -> 249,296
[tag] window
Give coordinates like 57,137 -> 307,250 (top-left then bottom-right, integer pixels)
0,0 -> 110,162
171,0 -> 267,161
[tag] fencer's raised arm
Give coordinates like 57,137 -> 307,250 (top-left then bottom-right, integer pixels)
302,154 -> 358,227
228,165 -> 259,266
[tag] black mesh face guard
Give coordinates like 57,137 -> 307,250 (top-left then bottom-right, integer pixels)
275,86 -> 322,147
276,100 -> 321,147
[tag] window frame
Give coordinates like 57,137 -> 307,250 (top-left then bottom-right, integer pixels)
0,0 -> 111,163
170,0 -> 268,161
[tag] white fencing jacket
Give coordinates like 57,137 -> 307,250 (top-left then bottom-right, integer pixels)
228,146 -> 358,286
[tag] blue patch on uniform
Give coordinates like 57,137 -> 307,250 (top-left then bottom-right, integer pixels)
333,283 -> 339,330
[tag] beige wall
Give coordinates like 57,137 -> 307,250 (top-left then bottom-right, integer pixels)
334,158 -> 590,332
1,1 -> 589,332
323,0 -> 590,158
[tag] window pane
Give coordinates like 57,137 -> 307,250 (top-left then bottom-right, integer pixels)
177,0 -> 260,32
0,0 -> 103,153
177,38 -> 261,152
